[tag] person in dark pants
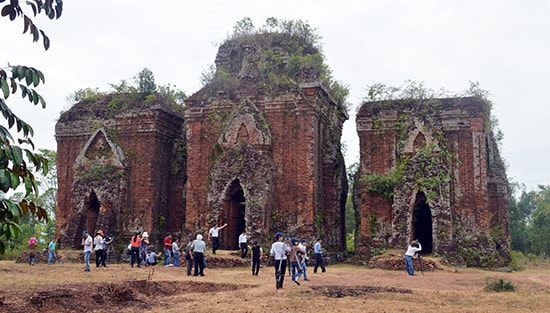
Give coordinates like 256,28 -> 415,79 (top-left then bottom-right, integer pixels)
313,238 -> 326,273
184,237 -> 194,276
208,223 -> 227,254
250,240 -> 263,276
192,234 -> 206,276
239,231 -> 248,258
270,232 -> 291,289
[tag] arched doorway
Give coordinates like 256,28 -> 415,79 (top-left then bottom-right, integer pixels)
412,191 -> 433,253
75,190 -> 100,246
220,179 -> 246,250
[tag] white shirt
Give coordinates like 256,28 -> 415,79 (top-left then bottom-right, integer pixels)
93,235 -> 104,251
298,243 -> 308,260
405,243 -> 422,256
209,227 -> 220,237
83,235 -> 93,253
239,233 -> 247,244
172,242 -> 179,254
270,241 -> 291,260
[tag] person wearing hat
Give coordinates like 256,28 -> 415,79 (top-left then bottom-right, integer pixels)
140,231 -> 150,267
81,230 -> 93,272
94,230 -> 106,268
250,239 -> 263,276
298,239 -> 310,281
28,237 -> 37,266
270,232 -> 291,289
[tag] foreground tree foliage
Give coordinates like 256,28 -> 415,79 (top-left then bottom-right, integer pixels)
0,0 -> 63,254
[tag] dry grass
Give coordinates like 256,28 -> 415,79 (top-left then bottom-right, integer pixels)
1,250 -> 549,313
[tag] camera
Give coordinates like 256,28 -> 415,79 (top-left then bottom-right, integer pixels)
105,234 -> 114,244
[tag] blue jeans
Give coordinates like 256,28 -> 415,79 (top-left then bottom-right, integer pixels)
291,261 -> 303,281
164,248 -> 172,265
302,260 -> 308,279
84,251 -> 91,271
404,255 -> 415,275
48,250 -> 57,265
173,252 -> 180,267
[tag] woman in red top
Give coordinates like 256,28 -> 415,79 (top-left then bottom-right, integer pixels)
130,231 -> 141,268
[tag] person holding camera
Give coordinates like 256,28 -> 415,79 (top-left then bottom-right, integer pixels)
404,239 -> 422,276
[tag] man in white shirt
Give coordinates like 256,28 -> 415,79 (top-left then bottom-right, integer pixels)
404,240 -> 422,276
270,232 -> 291,289
238,231 -> 248,258
208,223 -> 227,254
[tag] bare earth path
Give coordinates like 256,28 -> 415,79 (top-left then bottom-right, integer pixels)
1,252 -> 549,312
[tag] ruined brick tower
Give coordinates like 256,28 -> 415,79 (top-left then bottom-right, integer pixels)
355,96 -> 510,266
184,33 -> 349,250
55,98 -> 186,247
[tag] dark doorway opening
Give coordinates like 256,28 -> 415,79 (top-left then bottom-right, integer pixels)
75,190 -> 100,247
220,179 -> 245,250
412,191 -> 433,253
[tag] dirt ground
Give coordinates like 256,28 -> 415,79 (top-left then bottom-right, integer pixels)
1,251 -> 549,313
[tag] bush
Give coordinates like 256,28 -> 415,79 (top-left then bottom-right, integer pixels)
484,277 -> 516,292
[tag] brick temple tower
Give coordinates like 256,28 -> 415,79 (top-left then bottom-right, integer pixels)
184,33 -> 349,250
55,98 -> 186,247
355,96 -> 510,266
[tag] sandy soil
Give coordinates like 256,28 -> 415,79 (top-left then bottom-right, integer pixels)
1,251 -> 549,313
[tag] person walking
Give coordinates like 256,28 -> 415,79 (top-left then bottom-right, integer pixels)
47,238 -> 57,265
270,232 -> 291,289
208,223 -> 227,254
250,240 -> 263,276
298,239 -> 310,281
404,240 -> 422,276
191,234 -> 206,276
81,230 -> 93,272
163,233 -> 173,266
130,231 -> 141,268
239,231 -> 248,258
289,238 -> 306,285
313,238 -> 326,273
28,237 -> 37,266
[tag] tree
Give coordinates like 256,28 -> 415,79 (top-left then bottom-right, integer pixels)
526,185 -> 550,257
135,68 -> 157,94
0,0 -> 63,254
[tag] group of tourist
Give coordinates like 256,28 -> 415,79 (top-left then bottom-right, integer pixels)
270,232 -> 327,289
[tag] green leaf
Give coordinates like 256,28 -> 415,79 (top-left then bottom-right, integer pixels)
10,171 -> 20,189
9,223 -> 21,239
11,146 -> 24,166
0,170 -> 11,192
1,78 -> 9,98
32,70 -> 39,87
25,68 -> 33,86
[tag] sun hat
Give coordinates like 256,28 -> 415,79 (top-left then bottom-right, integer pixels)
196,234 -> 203,240
142,232 -> 149,237
97,230 -> 104,236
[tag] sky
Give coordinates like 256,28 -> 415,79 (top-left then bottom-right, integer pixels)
2,0 -> 549,192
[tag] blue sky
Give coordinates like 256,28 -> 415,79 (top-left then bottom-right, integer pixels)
2,0 -> 549,191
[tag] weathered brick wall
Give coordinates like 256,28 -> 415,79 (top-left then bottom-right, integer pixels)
55,100 -> 185,248
184,84 -> 348,250
356,97 -> 510,266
